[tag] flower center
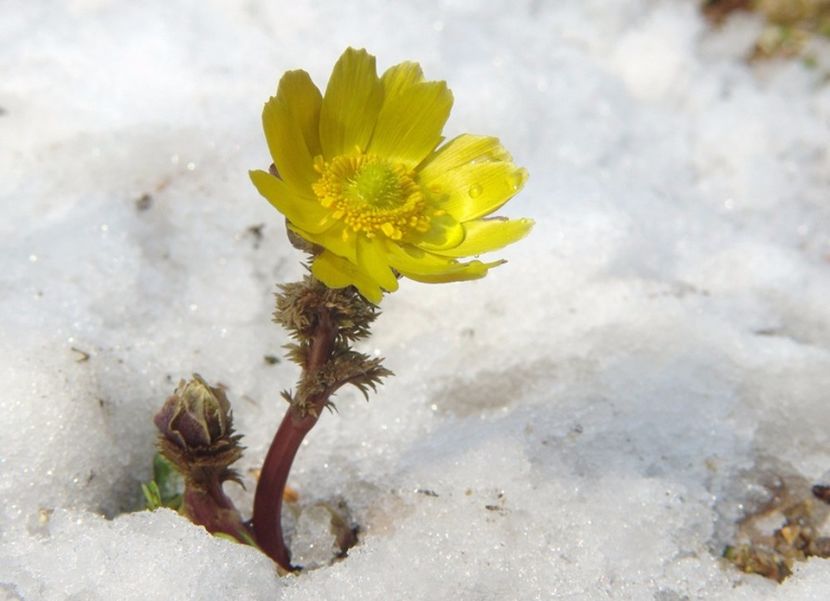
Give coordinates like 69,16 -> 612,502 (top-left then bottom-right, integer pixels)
312,154 -> 432,240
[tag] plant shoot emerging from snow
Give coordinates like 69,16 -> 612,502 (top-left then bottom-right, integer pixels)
149,47 -> 531,574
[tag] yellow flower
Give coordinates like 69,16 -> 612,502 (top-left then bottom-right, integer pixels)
251,48 -> 533,303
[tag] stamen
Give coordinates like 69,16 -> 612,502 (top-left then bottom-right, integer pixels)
312,154 -> 432,240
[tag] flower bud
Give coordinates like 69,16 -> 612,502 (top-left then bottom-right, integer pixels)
155,374 -> 232,451
151,375 -> 250,543
153,374 -> 243,486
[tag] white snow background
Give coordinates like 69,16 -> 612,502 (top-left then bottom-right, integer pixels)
2,0 -> 830,599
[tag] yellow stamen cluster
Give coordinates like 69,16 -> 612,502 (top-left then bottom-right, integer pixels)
312,153 -> 432,241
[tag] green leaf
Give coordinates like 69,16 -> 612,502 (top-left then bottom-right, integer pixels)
153,453 -> 183,506
141,453 -> 184,511
141,481 -> 162,511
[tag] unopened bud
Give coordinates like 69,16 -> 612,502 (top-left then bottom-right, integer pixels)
153,374 -> 243,486
151,375 -> 251,543
155,374 -> 232,451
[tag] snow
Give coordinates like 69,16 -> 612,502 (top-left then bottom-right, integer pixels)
2,0 -> 830,599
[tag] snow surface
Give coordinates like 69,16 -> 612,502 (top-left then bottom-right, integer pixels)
2,0 -> 830,599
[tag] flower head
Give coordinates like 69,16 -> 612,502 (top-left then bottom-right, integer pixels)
154,374 -> 243,481
155,375 -> 234,452
251,48 -> 533,303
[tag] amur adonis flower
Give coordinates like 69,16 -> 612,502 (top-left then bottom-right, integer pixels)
251,47 -> 532,303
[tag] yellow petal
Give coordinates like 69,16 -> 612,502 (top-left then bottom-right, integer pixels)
357,236 -> 399,292
262,73 -> 322,192
424,162 -> 528,222
319,48 -> 384,159
249,170 -> 332,234
429,217 -> 534,258
277,70 -> 323,157
385,243 -> 502,282
412,213 -> 464,251
311,250 -> 383,304
287,222 -> 357,262
369,78 -> 453,169
418,134 -> 512,181
404,260 -> 501,283
380,61 -> 424,98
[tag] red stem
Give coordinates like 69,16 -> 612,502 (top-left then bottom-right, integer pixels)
183,474 -> 253,544
252,409 -> 318,570
253,309 -> 336,571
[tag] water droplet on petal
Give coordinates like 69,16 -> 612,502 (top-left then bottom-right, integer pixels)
509,170 -> 526,191
468,185 -> 482,198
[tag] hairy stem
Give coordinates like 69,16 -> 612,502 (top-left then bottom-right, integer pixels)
183,474 -> 252,544
253,309 -> 337,571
